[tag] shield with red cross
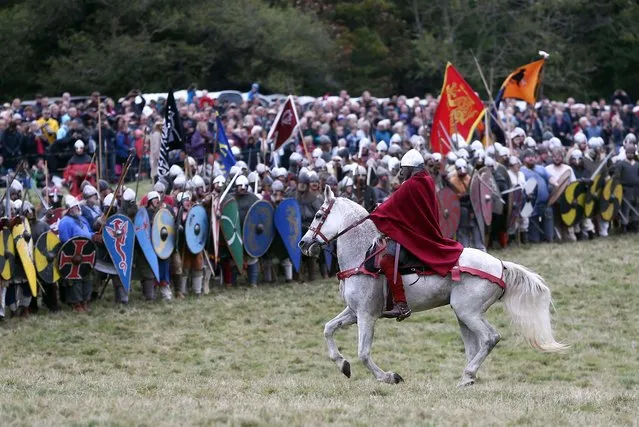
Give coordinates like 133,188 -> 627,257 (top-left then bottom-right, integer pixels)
103,214 -> 135,292
58,237 -> 97,280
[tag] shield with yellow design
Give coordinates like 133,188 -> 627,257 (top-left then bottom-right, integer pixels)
599,179 -> 623,222
35,231 -> 61,283
559,182 -> 586,227
0,227 -> 15,280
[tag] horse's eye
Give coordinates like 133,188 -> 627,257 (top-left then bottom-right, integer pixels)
315,212 -> 322,219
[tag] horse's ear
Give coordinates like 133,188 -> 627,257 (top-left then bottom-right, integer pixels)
324,184 -> 334,201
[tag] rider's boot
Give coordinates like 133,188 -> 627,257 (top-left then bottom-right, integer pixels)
379,255 -> 411,321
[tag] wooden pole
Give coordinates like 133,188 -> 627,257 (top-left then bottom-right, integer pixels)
99,154 -> 134,233
470,50 -> 512,149
97,98 -> 103,182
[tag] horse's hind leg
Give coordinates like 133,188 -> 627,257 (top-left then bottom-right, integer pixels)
357,313 -> 403,384
324,307 -> 357,378
456,316 -> 479,364
451,280 -> 502,387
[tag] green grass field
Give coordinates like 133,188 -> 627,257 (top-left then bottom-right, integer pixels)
0,234 -> 637,426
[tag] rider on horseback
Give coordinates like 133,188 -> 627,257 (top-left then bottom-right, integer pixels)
370,149 -> 464,320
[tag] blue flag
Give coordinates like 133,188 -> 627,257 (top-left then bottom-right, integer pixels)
216,116 -> 236,176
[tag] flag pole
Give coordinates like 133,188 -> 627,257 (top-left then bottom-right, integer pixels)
97,98 -> 103,183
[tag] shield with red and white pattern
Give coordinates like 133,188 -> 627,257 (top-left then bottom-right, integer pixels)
58,237 -> 96,280
103,214 -> 135,291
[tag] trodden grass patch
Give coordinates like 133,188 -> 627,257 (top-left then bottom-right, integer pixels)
0,235 -> 637,426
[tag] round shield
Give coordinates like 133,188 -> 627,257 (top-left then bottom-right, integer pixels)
548,169 -> 572,206
559,182 -> 587,227
584,174 -> 605,218
152,208 -> 175,259
437,187 -> 460,239
58,237 -> 96,280
599,179 -> 623,222
479,168 -> 493,226
185,205 -> 210,254
243,200 -> 275,258
35,231 -> 61,283
0,228 -> 14,280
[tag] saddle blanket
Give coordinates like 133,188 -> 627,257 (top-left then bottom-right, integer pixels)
451,248 -> 505,289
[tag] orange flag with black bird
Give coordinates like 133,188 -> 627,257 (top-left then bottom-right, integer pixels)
430,63 -> 485,154
499,58 -> 545,105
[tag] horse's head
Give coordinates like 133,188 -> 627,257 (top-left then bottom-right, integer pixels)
299,185 -> 340,257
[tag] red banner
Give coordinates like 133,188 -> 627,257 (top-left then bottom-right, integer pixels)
430,63 -> 485,154
267,96 -> 299,150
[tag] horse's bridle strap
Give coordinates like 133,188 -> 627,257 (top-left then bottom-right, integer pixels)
309,198 -> 370,245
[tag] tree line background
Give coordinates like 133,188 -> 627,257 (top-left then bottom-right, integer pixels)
0,0 -> 637,101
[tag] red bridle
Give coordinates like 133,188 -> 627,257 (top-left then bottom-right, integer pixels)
308,198 -> 370,245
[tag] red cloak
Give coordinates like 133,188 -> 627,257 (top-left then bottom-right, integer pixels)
369,171 -> 463,276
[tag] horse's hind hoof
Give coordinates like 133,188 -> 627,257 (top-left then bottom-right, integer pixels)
341,360 -> 351,378
392,373 -> 404,384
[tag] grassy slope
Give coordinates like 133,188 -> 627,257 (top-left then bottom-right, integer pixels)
0,235 -> 637,426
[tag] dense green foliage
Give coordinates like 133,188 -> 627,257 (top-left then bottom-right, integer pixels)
0,0 -> 637,100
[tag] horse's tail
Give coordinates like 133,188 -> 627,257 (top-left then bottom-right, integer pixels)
501,261 -> 568,352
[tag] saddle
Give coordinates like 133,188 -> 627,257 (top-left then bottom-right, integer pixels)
363,239 -> 436,276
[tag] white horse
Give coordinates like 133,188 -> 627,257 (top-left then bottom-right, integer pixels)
299,186 -> 567,386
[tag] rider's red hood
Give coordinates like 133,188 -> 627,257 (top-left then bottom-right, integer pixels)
370,171 -> 463,275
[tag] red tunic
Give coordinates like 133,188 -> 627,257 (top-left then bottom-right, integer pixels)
369,171 -> 463,276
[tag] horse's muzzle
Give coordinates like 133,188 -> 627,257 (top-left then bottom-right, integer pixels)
298,238 -> 322,257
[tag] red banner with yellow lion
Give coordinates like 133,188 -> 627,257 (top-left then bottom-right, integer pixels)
430,63 -> 485,154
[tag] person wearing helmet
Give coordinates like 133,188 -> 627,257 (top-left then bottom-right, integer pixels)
261,180 -> 295,284
614,142 -> 639,232
297,170 -> 324,281
141,191 -> 172,301
22,200 -> 60,313
522,149 -> 554,243
234,174 -> 260,286
63,139 -> 97,197
172,190 -> 205,297
212,175 -> 226,195
568,150 -> 596,240
369,149 -> 464,320
446,158 -> 486,252
81,185 -> 103,231
487,145 -> 514,248
8,179 -> 23,202
58,194 -> 99,313
190,174 -> 207,202
373,167 -> 390,203
260,175 -> 273,202
352,164 -> 377,212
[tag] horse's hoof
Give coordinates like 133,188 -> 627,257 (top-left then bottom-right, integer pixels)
458,378 -> 475,387
392,373 -> 404,384
341,360 -> 351,378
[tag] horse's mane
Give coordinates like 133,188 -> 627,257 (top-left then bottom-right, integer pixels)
334,197 -> 383,246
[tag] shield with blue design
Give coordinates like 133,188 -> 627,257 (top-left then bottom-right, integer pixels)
152,208 -> 175,259
135,208 -> 160,281
103,214 -> 135,292
274,199 -> 302,272
185,205 -> 209,254
242,200 -> 275,258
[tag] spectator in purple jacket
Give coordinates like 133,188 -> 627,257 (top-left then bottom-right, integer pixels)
187,121 -> 212,163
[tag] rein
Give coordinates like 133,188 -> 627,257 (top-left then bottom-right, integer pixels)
308,198 -> 370,245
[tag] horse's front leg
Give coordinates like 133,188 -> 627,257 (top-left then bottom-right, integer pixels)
324,307 -> 357,378
357,313 -> 404,384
